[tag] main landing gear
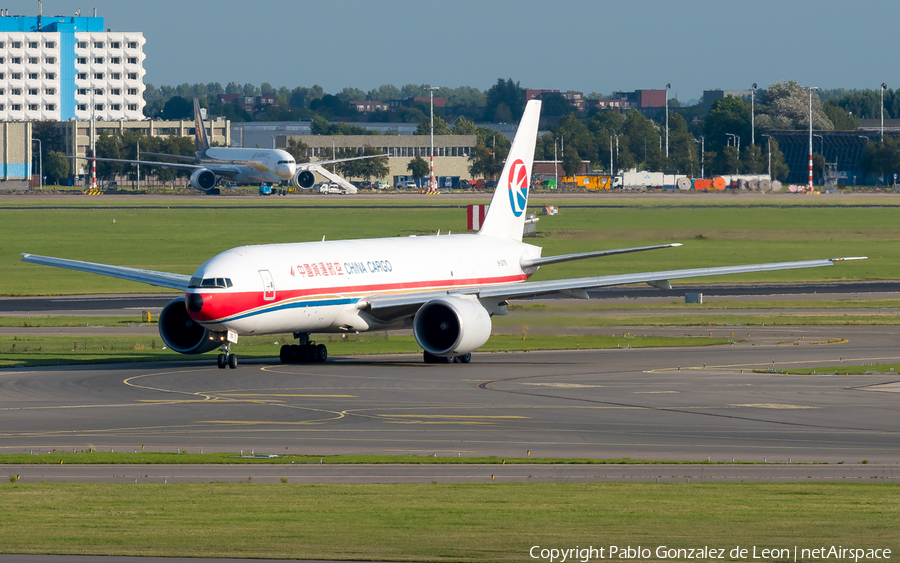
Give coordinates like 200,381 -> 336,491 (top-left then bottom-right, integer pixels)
423,351 -> 471,364
217,343 -> 238,369
279,333 -> 327,364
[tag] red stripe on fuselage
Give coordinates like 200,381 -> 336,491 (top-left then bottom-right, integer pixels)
188,273 -> 529,323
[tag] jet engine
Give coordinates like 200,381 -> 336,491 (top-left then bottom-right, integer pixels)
158,297 -> 222,354
189,168 -> 217,191
292,169 -> 316,189
413,296 -> 491,357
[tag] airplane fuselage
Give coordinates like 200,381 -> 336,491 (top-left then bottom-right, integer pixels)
186,234 -> 542,336
198,147 -> 296,184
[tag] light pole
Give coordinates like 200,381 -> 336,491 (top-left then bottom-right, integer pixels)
813,134 -> 824,184
427,85 -> 440,190
813,133 -> 824,157
751,83 -> 757,146
637,133 -> 647,169
726,133 -> 740,153
807,86 -> 818,189
136,139 -> 140,189
32,138 -> 41,189
881,83 -> 887,142
694,136 -> 704,178
762,134 -> 772,180
609,134 -> 613,176
664,83 -> 670,158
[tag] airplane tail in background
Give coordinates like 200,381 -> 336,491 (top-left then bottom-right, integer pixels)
193,98 -> 210,153
477,100 -> 541,243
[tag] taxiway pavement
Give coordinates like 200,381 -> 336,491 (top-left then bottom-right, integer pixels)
1,325 -> 898,467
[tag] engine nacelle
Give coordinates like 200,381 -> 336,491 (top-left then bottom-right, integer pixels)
190,168 -> 217,191
292,169 -> 316,189
413,296 -> 491,357
158,297 -> 223,355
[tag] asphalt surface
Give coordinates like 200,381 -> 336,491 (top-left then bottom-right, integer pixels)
2,325 -> 899,468
6,462 -> 897,484
3,281 -> 900,315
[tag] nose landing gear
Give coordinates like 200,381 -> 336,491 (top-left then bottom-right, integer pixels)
279,333 -> 327,364
216,343 -> 238,369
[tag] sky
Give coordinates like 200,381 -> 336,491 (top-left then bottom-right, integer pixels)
13,0 -> 900,102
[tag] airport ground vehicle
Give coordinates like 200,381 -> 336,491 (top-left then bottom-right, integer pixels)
317,182 -> 353,195
613,171 -> 689,189
374,181 -> 390,190
258,183 -> 273,196
21,100 -> 863,369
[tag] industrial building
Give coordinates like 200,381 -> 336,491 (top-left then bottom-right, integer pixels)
276,134 -> 476,187
0,120 -> 32,187
0,8 -> 146,121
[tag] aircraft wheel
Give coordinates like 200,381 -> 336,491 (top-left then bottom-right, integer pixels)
300,345 -> 313,363
228,354 -> 238,369
456,353 -> 472,364
279,345 -> 291,363
316,344 -> 328,362
217,354 -> 227,369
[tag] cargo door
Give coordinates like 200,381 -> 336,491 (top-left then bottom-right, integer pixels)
259,270 -> 275,301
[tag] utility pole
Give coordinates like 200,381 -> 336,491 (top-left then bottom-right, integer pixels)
665,83 -> 671,158
136,139 -> 140,189
609,135 -> 613,176
881,83 -> 887,142
32,139 -> 41,189
807,86 -> 818,190
427,85 -> 440,191
751,83 -> 757,146
554,141 -> 558,189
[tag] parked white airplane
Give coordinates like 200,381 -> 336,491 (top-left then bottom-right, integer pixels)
23,100 -> 864,368
91,99 -> 381,192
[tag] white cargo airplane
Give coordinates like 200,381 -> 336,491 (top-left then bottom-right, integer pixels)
23,100 -> 865,368
90,99 -> 381,192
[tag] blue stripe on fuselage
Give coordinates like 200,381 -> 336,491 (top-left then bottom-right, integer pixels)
213,296 -> 359,324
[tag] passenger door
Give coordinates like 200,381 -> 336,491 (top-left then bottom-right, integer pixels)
259,270 -> 275,301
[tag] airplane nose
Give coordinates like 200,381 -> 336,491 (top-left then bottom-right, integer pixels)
187,293 -> 203,313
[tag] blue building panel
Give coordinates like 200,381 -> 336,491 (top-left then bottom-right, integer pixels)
1,163 -> 32,179
59,30 -> 76,119
0,16 -> 104,32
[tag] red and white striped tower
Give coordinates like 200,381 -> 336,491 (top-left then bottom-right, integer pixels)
427,85 -> 440,192
807,86 -> 818,191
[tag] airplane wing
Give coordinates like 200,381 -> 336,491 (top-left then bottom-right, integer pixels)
20,254 -> 190,291
360,257 -> 867,321
76,155 -> 203,171
75,156 -> 243,179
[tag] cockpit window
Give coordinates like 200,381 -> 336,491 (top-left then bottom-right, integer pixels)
188,277 -> 232,289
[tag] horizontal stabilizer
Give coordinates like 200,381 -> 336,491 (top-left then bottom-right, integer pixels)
520,243 -> 682,268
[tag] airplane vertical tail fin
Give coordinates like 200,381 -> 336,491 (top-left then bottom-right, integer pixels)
477,100 -> 541,242
193,98 -> 210,153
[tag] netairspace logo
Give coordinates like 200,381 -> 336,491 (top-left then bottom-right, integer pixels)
529,545 -> 892,562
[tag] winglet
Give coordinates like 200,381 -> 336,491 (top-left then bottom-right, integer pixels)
829,257 -> 868,262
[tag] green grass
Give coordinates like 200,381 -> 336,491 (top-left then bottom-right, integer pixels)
4,202 -> 890,295
0,482 -> 896,560
0,333 -> 731,368
762,363 -> 900,375
495,313 -> 900,327
0,452 -> 806,465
